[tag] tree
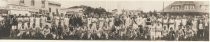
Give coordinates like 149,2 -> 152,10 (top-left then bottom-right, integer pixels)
94,7 -> 107,17
153,10 -> 157,16
69,5 -> 109,17
84,6 -> 94,16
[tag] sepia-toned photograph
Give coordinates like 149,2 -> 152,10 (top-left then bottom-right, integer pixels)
0,0 -> 209,41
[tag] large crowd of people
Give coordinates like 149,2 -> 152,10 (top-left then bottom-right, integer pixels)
0,12 -> 209,40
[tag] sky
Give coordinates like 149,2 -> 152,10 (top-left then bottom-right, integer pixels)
0,0 -> 208,12
47,0 -> 178,12
0,0 -> 7,7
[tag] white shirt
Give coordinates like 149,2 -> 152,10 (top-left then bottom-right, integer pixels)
64,18 -> 69,25
169,19 -> 174,23
192,20 -> 197,31
175,19 -> 181,26
132,23 -> 138,29
151,24 -> 156,32
18,22 -> 23,30
105,18 -> 109,23
205,19 -> 208,26
109,18 -> 114,26
30,17 -> 35,23
87,18 -> 92,25
163,19 -> 168,23
125,17 -> 131,26
35,18 -> 40,28
55,16 -> 60,26
182,19 -> 187,26
41,17 -> 46,23
156,24 -> 162,31
158,18 -> 162,22
199,24 -> 203,29
92,18 -> 97,23
12,26 -> 17,30
24,17 -> 29,22
29,17 -> 35,28
17,17 -> 23,22
142,18 -> 146,26
135,18 -> 141,25
24,22 -> 28,29
138,17 -> 143,25
99,18 -> 104,28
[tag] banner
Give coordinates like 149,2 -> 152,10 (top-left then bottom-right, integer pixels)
8,4 -> 39,12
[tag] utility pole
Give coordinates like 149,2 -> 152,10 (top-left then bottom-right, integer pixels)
162,1 -> 165,15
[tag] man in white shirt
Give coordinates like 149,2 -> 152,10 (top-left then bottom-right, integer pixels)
109,17 -> 114,29
40,15 -> 47,29
169,18 -> 175,31
86,17 -> 92,39
124,16 -> 129,28
150,22 -> 157,40
87,17 -> 92,29
96,24 -> 103,39
175,18 -> 181,31
192,18 -> 198,35
64,17 -> 69,28
103,17 -> 111,39
198,20 -> 204,38
204,17 -> 208,29
156,21 -> 162,39
99,18 -> 104,30
10,25 -> 17,38
23,17 -> 30,35
182,18 -> 187,27
60,16 -> 65,29
55,16 -> 60,27
17,16 -> 24,38
87,24 -> 93,39
141,17 -> 146,29
29,16 -> 36,37
35,16 -> 41,30
88,18 -> 97,40
29,16 -> 35,29
162,17 -> 168,37
132,18 -> 139,39
42,25 -> 51,38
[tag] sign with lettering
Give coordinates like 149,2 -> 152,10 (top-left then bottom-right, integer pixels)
0,6 -> 8,9
8,5 -> 39,12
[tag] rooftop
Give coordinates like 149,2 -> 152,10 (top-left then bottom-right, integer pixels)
48,1 -> 61,6
161,1 -> 209,13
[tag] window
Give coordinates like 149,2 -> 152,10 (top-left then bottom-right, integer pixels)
171,5 -> 180,10
184,5 -> 188,10
49,8 -> 51,12
31,0 -> 35,6
189,5 -> 195,10
200,5 -> 208,10
184,5 -> 195,10
20,0 -> 24,5
39,9 -> 42,14
41,0 -> 46,8
56,8 -> 59,14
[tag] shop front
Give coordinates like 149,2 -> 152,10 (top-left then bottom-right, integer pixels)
0,4 -> 39,17
8,4 -> 39,16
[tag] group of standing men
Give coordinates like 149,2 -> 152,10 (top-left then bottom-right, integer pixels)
0,12 -> 208,40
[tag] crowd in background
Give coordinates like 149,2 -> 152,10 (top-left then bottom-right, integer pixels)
0,12 -> 209,40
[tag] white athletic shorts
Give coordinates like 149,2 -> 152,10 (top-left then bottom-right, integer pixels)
155,32 -> 162,37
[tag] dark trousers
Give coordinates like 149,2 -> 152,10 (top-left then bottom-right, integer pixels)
197,29 -> 204,38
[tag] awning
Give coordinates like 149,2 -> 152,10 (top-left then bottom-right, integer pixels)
10,10 -> 31,16
0,9 -> 8,14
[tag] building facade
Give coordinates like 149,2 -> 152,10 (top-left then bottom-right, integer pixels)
0,0 -> 61,16
61,6 -> 85,17
48,1 -> 61,16
161,1 -> 209,16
